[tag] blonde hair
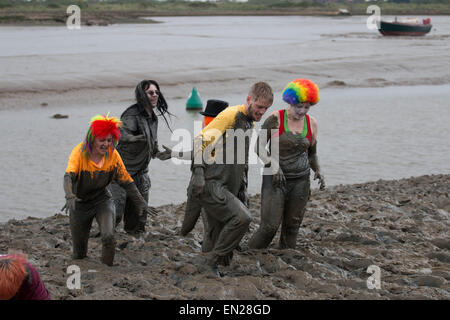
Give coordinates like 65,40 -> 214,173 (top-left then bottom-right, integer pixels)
248,82 -> 273,104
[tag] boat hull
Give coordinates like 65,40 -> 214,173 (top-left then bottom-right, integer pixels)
378,20 -> 432,36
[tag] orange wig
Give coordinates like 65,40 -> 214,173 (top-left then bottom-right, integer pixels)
0,254 -> 28,300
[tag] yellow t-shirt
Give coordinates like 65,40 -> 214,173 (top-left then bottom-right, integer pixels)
193,104 -> 253,163
65,142 -> 133,202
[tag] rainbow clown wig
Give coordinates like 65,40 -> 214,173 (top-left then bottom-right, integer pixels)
282,79 -> 320,106
83,114 -> 122,156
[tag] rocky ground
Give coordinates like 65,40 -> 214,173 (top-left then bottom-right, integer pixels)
1,174 -> 449,300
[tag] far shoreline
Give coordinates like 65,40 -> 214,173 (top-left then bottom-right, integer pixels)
1,3 -> 450,27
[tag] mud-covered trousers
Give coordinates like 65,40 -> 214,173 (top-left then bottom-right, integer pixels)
110,173 -> 150,233
181,192 -> 220,253
199,181 -> 251,265
69,198 -> 116,266
248,174 -> 310,249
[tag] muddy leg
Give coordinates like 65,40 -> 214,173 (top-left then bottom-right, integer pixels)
204,193 -> 251,264
248,174 -> 285,249
201,209 -> 223,253
279,178 -> 310,249
135,174 -> 150,233
96,199 -> 116,266
69,206 -> 95,260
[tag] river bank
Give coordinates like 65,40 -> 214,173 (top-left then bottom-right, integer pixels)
1,174 -> 449,300
1,2 -> 450,26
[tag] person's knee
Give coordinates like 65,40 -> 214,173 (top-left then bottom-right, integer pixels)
230,211 -> 251,229
242,213 -> 251,227
261,224 -> 279,237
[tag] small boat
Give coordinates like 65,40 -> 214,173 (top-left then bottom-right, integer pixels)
337,9 -> 351,16
378,17 -> 432,36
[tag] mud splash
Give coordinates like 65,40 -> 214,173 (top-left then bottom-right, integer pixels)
1,174 -> 448,300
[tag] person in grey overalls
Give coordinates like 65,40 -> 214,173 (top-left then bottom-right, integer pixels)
248,78 -> 325,249
190,82 -> 274,272
110,80 -> 172,235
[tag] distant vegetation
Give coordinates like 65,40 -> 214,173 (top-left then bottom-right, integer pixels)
1,0 -> 449,25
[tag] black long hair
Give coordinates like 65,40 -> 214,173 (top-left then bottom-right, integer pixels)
135,80 -> 173,132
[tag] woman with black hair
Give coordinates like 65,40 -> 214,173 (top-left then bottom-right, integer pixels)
110,80 -> 172,235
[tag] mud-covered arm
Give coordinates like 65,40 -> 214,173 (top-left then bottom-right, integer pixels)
119,115 -> 146,143
308,116 -> 324,190
181,179 -> 203,236
114,152 -> 157,216
63,173 -> 76,199
254,114 -> 278,166
63,146 -> 81,212
121,182 -> 144,209
116,176 -> 157,217
237,165 -> 249,208
155,144 -> 181,161
255,113 -> 285,188
308,141 -> 325,190
190,109 -> 235,197
63,173 -> 78,213
122,182 -> 158,217
167,146 -> 193,161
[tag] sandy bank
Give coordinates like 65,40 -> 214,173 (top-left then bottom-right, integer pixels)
1,174 -> 449,300
1,14 -> 449,111
1,58 -> 450,112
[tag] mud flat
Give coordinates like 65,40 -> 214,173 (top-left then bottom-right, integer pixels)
1,174 -> 449,300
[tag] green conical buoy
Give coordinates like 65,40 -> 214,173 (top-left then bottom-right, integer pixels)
186,87 -> 203,110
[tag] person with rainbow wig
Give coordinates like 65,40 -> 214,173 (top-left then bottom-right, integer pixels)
248,78 -> 325,249
64,114 -> 155,266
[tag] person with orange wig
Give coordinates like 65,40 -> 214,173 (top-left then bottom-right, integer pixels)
0,254 -> 50,300
63,114 -> 156,266
248,79 -> 325,249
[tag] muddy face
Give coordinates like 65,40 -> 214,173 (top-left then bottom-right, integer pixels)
93,134 -> 113,156
290,102 -> 312,120
246,97 -> 272,122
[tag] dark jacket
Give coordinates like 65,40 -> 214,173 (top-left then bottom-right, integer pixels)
116,103 -> 159,176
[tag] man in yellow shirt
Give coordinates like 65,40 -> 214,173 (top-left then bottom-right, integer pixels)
190,82 -> 273,274
64,114 -> 155,266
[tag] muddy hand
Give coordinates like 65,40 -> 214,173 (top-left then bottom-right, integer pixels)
145,206 -> 159,217
314,172 -> 326,190
156,145 -> 172,161
129,134 -> 146,143
63,196 -> 77,214
272,167 -> 286,189
191,168 -> 205,198
238,189 -> 250,209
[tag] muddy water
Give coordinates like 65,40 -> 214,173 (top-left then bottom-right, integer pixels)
0,84 -> 449,222
1,16 -> 450,95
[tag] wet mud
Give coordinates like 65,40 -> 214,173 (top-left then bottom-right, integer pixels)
1,174 -> 448,300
